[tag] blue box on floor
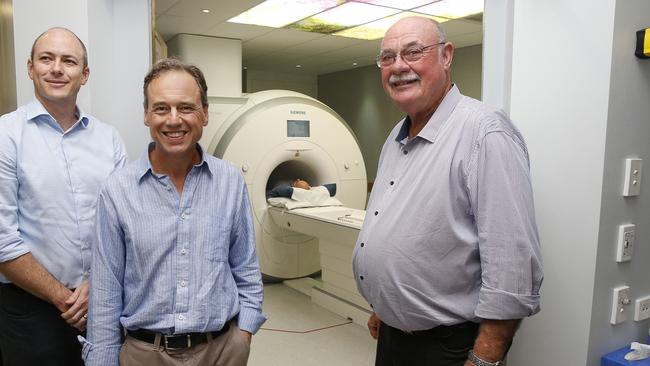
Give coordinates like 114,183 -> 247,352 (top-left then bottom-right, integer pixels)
602,346 -> 650,366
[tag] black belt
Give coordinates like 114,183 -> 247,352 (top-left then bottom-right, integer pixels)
127,322 -> 230,349
389,321 -> 478,337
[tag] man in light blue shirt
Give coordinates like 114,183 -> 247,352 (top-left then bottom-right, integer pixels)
83,58 -> 265,366
0,27 -> 127,366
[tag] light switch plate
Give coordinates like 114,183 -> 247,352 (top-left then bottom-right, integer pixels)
615,224 -> 635,262
611,285 -> 631,325
623,158 -> 643,197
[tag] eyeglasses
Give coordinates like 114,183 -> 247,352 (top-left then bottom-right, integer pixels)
376,42 -> 446,68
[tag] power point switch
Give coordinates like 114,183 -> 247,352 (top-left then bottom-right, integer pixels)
623,158 -> 643,197
634,295 -> 650,321
615,224 -> 636,262
611,285 -> 631,325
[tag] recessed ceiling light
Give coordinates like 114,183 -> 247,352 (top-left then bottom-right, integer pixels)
201,9 -> 211,13
228,0 -> 338,28
287,2 -> 399,34
353,0 -> 435,11
296,64 -> 302,68
334,12 -> 447,40
352,62 -> 358,66
228,0 -> 482,38
412,0 -> 483,19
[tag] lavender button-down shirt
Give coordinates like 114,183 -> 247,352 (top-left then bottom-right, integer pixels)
353,86 -> 543,332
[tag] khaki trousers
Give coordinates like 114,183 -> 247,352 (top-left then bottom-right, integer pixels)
119,323 -> 250,366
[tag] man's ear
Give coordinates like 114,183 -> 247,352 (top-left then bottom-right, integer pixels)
442,42 -> 455,70
203,105 -> 208,126
80,66 -> 90,85
27,59 -> 34,81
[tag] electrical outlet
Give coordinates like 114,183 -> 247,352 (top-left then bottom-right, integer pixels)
611,285 -> 632,325
634,295 -> 650,321
616,224 -> 635,262
623,158 -> 643,197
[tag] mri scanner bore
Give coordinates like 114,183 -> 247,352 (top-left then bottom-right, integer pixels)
199,90 -> 367,281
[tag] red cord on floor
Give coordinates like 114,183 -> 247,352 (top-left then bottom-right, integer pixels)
259,320 -> 353,334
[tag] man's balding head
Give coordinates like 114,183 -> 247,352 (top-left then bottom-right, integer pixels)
31,27 -> 88,68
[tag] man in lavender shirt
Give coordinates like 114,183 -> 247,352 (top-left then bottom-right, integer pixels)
352,17 -> 543,366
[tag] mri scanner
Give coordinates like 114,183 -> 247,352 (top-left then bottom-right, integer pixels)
199,90 -> 371,323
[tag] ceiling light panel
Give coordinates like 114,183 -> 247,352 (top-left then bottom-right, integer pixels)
287,2 -> 400,33
334,11 -> 447,40
350,0 -> 437,10
228,0 -> 341,28
412,0 -> 483,19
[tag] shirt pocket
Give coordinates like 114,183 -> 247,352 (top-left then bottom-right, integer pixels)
202,214 -> 231,262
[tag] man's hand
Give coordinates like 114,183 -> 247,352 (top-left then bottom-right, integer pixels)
240,329 -> 252,345
367,312 -> 380,339
61,280 -> 89,331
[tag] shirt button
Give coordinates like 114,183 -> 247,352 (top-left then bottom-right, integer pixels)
181,213 -> 188,219
403,150 -> 408,155
374,211 -> 378,216
390,181 -> 394,186
165,185 -> 171,191
360,276 -> 364,280
360,242 -> 364,247
180,249 -> 187,255
178,315 -> 185,320
180,280 -> 187,287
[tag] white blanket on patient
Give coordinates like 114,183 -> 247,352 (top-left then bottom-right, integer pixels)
267,186 -> 342,210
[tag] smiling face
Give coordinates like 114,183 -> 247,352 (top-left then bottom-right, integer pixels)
28,28 -> 89,110
380,17 -> 454,120
144,70 -> 208,166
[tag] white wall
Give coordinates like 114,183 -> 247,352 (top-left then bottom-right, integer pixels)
12,0 -> 151,159
246,69 -> 318,98
506,1 -> 614,364
484,0 -> 650,365
167,34 -> 242,98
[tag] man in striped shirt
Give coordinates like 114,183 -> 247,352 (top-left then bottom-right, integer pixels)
83,59 -> 265,366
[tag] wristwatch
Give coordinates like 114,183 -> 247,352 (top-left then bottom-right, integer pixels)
468,350 -> 502,366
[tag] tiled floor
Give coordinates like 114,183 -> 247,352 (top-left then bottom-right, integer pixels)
249,283 -> 376,366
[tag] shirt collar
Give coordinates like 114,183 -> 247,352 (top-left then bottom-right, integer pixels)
25,99 -> 90,130
395,84 -> 462,144
136,142 -> 212,182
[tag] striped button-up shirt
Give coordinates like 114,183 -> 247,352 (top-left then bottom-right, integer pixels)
0,100 -> 127,288
84,145 -> 265,365
353,85 -> 543,332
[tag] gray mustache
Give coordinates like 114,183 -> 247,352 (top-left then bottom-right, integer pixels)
388,73 -> 420,84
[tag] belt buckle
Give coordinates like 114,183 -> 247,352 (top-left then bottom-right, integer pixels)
163,334 -> 192,349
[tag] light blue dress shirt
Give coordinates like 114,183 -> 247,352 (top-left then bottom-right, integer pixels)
353,85 -> 543,332
84,144 -> 266,365
0,100 -> 128,288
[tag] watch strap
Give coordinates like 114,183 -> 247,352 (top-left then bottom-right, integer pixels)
468,350 -> 501,366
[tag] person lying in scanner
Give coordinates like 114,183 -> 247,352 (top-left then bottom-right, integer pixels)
267,179 -> 337,206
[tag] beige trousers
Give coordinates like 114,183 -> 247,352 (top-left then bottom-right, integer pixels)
119,323 -> 250,366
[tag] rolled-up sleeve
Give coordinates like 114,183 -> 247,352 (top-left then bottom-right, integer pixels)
229,179 -> 266,334
0,126 -> 30,264
470,129 -> 543,319
84,187 -> 125,366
